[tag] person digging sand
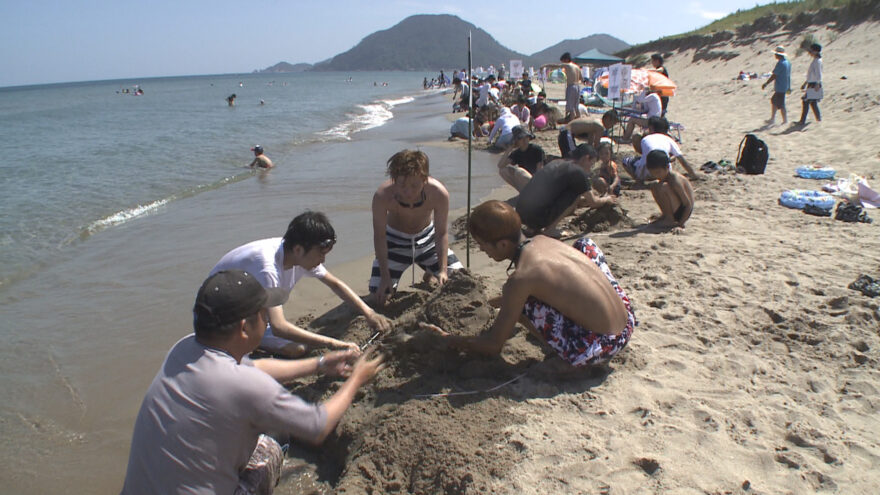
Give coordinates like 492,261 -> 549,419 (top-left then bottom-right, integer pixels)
423,200 -> 636,369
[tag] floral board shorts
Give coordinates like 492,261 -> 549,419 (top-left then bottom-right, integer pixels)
522,237 -> 636,367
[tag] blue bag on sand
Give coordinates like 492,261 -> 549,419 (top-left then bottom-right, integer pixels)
779,190 -> 836,210
796,166 -> 836,180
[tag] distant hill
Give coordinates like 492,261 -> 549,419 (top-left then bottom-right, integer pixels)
311,14 -> 529,71
255,62 -> 313,73
257,15 -> 632,72
530,34 -> 631,62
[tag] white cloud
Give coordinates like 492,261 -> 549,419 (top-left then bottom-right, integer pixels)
689,1 -> 727,20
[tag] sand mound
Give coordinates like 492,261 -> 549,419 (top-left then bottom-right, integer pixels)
283,270 -> 553,494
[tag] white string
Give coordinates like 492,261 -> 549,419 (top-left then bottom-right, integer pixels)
413,372 -> 528,399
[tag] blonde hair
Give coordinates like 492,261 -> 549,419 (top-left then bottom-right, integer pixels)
468,200 -> 521,243
387,149 -> 429,180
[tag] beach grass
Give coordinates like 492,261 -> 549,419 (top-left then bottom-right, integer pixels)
650,0 -> 872,41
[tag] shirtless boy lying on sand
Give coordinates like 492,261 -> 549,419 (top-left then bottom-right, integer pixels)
424,200 -> 636,368
370,149 -> 463,305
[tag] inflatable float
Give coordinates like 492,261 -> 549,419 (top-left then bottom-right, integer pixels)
796,166 -> 836,180
779,189 -> 836,210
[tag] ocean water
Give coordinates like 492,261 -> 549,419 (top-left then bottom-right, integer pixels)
0,71 -> 431,287
0,72 -> 501,493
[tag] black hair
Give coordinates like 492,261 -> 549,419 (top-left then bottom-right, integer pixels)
282,211 -> 335,253
646,150 -> 670,170
651,53 -> 663,64
647,116 -> 669,135
560,52 -> 572,62
571,143 -> 598,161
810,43 -> 822,55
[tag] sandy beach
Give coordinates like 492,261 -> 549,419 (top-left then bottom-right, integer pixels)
272,20 -> 880,494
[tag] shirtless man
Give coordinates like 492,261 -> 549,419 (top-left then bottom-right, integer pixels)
424,200 -> 635,368
248,145 -> 274,169
370,150 -> 463,305
541,52 -> 582,123
565,110 -> 619,148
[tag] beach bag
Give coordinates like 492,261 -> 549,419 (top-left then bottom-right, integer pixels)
736,134 -> 769,175
558,129 -> 576,158
835,202 -> 873,223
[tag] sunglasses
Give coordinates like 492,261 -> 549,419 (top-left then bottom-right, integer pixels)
318,237 -> 336,250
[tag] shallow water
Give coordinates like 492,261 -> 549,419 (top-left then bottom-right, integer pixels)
0,74 -> 501,493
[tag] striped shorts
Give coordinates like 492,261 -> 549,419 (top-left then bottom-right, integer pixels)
369,222 -> 462,292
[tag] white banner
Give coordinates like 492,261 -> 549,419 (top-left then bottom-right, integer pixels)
509,60 -> 523,80
607,63 -> 632,100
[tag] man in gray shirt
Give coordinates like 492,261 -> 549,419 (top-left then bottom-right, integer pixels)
121,270 -> 384,494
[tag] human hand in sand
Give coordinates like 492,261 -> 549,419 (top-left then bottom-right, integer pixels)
418,322 -> 449,337
375,278 -> 394,307
350,347 -> 387,385
366,310 -> 391,332
334,340 -> 362,354
318,350 -> 359,378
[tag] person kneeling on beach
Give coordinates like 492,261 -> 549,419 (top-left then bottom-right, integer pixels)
211,212 -> 391,358
496,125 -> 545,192
423,201 -> 635,368
121,269 -> 385,495
515,144 -> 616,237
370,149 -> 463,306
646,150 -> 695,231
248,145 -> 274,169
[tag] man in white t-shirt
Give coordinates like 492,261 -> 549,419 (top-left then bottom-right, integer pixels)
622,117 -> 696,181
476,75 -> 497,108
623,89 -> 663,140
121,269 -> 385,494
211,211 -> 391,357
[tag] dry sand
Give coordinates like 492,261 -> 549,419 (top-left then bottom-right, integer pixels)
276,21 -> 880,494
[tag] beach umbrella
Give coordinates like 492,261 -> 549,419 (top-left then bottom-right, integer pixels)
596,69 -> 677,97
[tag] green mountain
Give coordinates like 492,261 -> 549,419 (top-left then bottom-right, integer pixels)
530,34 -> 631,62
254,62 -> 313,73
257,14 -> 632,72
311,14 -> 524,71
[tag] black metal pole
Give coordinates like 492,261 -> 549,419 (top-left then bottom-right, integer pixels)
466,32 -> 473,268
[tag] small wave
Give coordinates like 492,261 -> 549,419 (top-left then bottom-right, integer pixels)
77,172 -> 253,240
317,96 -> 415,141
84,198 -> 170,235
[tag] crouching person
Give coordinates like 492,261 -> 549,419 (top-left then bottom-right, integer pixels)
423,201 -> 636,369
370,149 -> 463,305
121,270 -> 385,494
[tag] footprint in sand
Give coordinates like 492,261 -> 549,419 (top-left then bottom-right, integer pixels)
693,409 -> 719,431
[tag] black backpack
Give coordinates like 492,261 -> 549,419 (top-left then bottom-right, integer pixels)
736,134 -> 769,174
558,129 -> 577,159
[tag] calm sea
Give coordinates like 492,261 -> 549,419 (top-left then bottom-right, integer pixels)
0,72 -> 500,493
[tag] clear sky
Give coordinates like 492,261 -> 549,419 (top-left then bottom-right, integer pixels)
1,0 -> 773,87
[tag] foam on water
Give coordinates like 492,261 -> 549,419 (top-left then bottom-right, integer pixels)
318,96 -> 415,140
